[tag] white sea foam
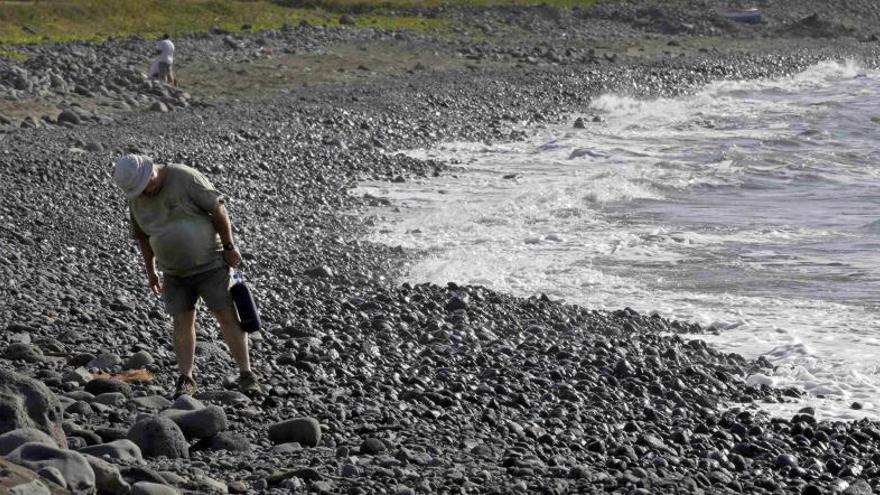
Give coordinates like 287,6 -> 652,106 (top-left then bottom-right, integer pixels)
355,60 -> 880,421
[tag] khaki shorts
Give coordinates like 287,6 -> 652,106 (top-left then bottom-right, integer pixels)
162,266 -> 231,316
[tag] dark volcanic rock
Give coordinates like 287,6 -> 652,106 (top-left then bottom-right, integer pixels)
0,369 -> 67,448
361,437 -> 387,455
56,109 -> 82,125
84,378 -> 132,399
3,343 -> 46,362
163,405 -> 227,439
268,417 -> 321,447
126,416 -> 189,459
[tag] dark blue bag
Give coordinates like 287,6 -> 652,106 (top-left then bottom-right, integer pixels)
230,270 -> 261,333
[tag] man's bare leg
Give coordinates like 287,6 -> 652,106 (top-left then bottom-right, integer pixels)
173,309 -> 197,378
213,305 -> 251,373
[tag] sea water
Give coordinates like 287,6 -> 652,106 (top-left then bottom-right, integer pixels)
355,60 -> 880,421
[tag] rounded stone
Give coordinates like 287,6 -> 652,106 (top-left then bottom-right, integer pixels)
170,395 -> 204,411
0,369 -> 67,448
86,353 -> 122,370
3,343 -> 45,363
162,405 -> 227,439
124,351 -> 155,370
79,439 -> 144,463
775,453 -> 799,469
83,453 -> 132,495
126,416 -> 189,459
6,442 -> 95,494
0,428 -> 58,456
361,437 -> 387,455
267,417 -> 321,447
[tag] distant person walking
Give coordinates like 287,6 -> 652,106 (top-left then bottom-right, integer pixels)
111,154 -> 261,397
150,34 -> 176,86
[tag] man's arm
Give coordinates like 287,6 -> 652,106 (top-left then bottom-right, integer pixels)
212,203 -> 241,268
134,228 -> 161,295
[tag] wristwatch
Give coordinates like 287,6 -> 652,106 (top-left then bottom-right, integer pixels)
223,242 -> 235,251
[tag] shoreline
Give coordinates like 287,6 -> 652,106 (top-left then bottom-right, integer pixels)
3,6 -> 880,493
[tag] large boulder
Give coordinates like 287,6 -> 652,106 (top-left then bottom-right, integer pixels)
0,428 -> 58,455
126,416 -> 188,459
268,417 -> 321,447
6,442 -> 95,494
161,406 -> 226,439
0,369 -> 67,448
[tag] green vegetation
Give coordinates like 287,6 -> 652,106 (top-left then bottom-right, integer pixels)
0,0 -> 594,45
0,0 -> 310,44
0,48 -> 28,61
275,0 -> 595,11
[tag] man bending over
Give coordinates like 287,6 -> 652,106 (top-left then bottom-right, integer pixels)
112,154 -> 261,397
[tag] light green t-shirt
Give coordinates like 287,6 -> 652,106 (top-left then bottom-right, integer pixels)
130,164 -> 225,277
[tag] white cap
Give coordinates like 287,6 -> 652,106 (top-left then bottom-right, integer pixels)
113,154 -> 154,200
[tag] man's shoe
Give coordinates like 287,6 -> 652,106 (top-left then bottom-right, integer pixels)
238,370 -> 263,395
173,375 -> 198,398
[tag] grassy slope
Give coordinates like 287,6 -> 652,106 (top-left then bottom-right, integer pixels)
277,0 -> 593,11
0,0 -> 334,45
0,0 -> 596,46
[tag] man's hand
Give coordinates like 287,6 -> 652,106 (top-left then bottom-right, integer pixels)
223,248 -> 242,268
147,271 -> 162,295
